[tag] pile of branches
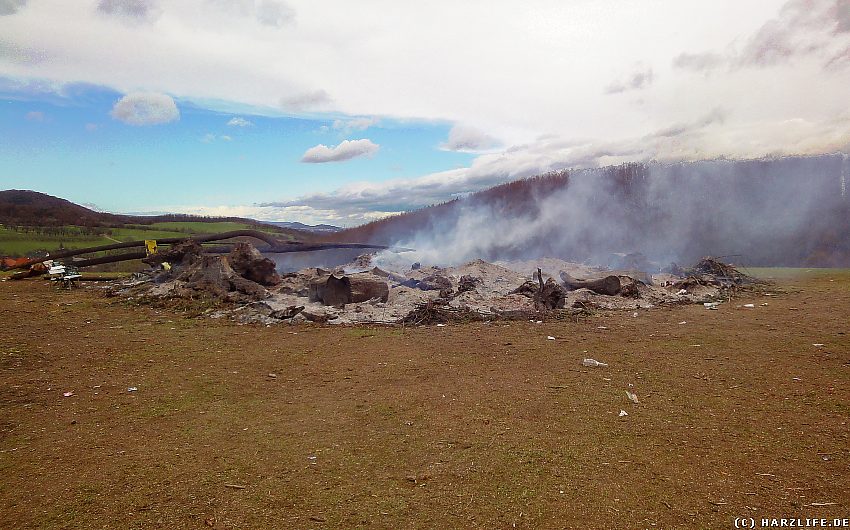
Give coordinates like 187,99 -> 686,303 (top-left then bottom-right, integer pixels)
689,257 -> 761,285
400,301 -> 487,325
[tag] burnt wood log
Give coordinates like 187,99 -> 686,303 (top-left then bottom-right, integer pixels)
559,271 -> 621,296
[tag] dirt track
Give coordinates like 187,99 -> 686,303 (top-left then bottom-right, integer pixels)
1,272 -> 848,529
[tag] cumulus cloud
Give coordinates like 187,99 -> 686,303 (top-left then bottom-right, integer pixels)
280,90 -> 331,112
441,125 -> 500,152
332,117 -> 378,134
300,139 -> 379,163
255,0 -> 294,27
0,0 -> 25,16
605,65 -> 654,94
672,52 -> 726,73
675,0 -> 850,72
97,0 -> 160,22
110,92 -> 179,125
227,116 -> 254,127
201,133 -> 232,143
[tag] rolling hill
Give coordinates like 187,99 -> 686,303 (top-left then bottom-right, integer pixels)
319,155 -> 850,267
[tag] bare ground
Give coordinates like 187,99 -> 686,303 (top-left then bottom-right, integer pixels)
0,271 -> 848,529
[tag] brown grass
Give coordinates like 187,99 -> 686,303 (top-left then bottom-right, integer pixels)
1,272 -> 848,528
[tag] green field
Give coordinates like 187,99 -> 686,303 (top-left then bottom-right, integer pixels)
747,267 -> 850,280
0,221 -> 291,256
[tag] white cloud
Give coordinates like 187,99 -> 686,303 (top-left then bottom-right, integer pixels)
441,125 -> 499,152
332,116 -> 378,134
280,90 -> 331,112
201,133 -> 232,142
97,0 -> 160,23
604,65 -> 654,94
255,0 -> 294,27
674,0 -> 850,71
24,110 -> 43,121
227,116 -> 254,127
0,0 -> 25,16
300,139 -> 379,163
110,92 -> 179,125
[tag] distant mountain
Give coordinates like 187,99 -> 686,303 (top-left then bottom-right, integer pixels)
262,221 -> 342,233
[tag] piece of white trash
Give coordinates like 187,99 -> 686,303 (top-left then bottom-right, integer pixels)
582,358 -> 608,368
743,304 -> 755,308
127,387 -> 138,392
619,410 -> 628,417
436,324 -> 446,327
547,336 -> 555,340
704,302 -> 720,310
677,289 -> 688,295
626,390 -> 640,404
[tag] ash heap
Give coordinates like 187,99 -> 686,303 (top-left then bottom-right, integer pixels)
111,240 -> 762,325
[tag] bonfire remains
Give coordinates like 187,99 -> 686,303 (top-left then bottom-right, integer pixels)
106,243 -> 760,325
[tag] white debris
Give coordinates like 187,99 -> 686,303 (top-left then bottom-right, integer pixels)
704,302 -> 720,310
626,390 -> 639,404
581,358 -> 608,368
547,336 -> 556,341
619,410 -> 628,417
743,303 -> 755,308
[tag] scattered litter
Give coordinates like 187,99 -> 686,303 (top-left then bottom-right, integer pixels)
268,373 -> 277,378
62,391 -> 74,397
625,390 -> 640,404
436,323 -> 446,327
679,321 -> 687,325
760,303 -> 768,306
619,410 -> 628,417
127,387 -> 138,392
704,302 -> 720,310
792,377 -> 801,381
581,358 -> 608,368
535,320 -> 543,324
813,343 -> 825,347
809,502 -> 837,507
597,326 -> 608,330
632,312 -> 639,318
547,336 -> 556,340
743,303 -> 755,308
690,344 -> 702,347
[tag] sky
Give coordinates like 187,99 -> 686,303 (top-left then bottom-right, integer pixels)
1,0 -> 849,226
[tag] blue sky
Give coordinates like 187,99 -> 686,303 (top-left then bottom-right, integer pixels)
0,81 -> 474,215
1,1 -> 849,225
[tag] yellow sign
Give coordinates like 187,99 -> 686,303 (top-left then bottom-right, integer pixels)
144,240 -> 158,256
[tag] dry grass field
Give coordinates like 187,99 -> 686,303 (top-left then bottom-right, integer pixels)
1,271 -> 848,529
